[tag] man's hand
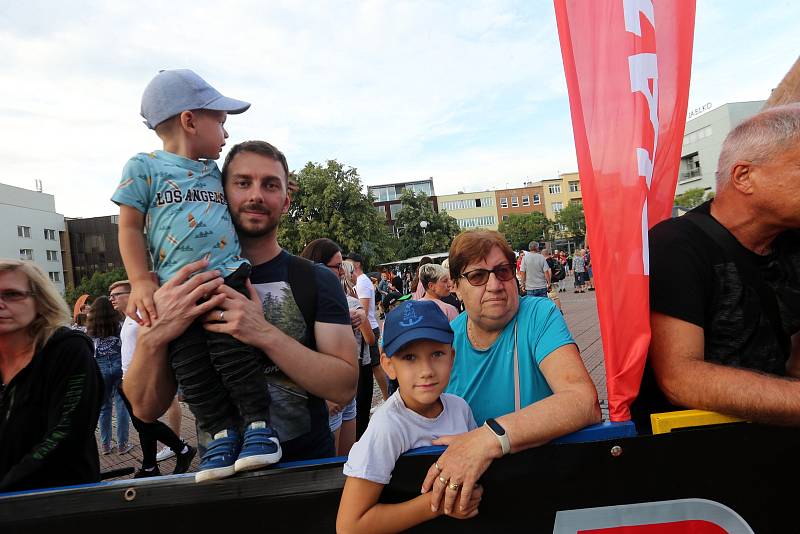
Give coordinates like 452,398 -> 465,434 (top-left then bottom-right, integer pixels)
127,277 -> 159,326
202,280 -> 275,347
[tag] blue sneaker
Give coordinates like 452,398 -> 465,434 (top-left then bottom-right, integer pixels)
234,421 -> 282,473
195,428 -> 240,483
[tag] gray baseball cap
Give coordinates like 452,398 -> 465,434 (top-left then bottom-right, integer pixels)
140,69 -> 251,129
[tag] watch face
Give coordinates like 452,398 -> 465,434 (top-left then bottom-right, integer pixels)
486,418 -> 506,436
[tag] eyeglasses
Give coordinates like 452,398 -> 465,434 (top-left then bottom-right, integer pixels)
325,262 -> 344,272
0,290 -> 35,303
108,292 -> 131,300
459,263 -> 516,286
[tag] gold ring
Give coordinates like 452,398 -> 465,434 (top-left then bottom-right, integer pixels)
434,461 -> 442,472
438,475 -> 448,485
448,481 -> 462,491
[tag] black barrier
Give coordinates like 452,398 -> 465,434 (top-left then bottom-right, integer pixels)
1,422 -> 797,532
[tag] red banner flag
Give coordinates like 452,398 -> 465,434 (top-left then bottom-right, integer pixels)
554,0 -> 695,421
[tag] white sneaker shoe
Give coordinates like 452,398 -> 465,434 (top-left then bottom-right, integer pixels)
156,446 -> 175,462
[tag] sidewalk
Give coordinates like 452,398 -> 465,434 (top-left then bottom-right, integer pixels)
98,283 -> 607,478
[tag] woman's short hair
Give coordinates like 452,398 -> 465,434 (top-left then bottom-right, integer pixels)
419,263 -> 448,291
0,259 -> 70,350
300,238 -> 342,265
448,230 -> 516,283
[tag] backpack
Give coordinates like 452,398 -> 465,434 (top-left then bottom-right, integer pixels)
548,257 -> 565,281
287,255 -> 318,350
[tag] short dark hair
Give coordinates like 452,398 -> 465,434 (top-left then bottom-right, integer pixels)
449,230 -> 515,283
221,140 -> 289,186
300,238 -> 342,265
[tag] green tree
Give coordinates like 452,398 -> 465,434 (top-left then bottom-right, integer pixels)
66,267 -> 128,307
394,190 -> 461,259
556,202 -> 586,239
278,160 -> 395,269
674,187 -> 713,208
498,212 -> 553,251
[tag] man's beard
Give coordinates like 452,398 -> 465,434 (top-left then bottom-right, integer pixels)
231,203 -> 280,238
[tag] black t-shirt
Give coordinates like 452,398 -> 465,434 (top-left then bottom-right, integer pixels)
0,328 -> 103,492
631,202 -> 800,431
249,250 -> 350,460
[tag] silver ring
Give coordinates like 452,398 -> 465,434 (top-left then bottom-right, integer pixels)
219,311 -> 225,321
434,461 -> 442,472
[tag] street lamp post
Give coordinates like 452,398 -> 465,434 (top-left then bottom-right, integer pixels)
420,220 -> 428,235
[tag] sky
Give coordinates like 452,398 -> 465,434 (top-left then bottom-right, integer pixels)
0,0 -> 797,218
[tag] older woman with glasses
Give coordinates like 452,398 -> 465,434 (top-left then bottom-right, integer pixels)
420,231 -> 601,516
0,260 -> 103,492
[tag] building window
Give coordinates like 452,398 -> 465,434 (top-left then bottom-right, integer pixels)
548,184 -> 561,194
482,196 -> 495,207
500,197 -> 508,208
17,225 -> 31,238
511,196 -> 519,207
683,125 -> 713,146
680,152 -> 702,183
389,203 -> 403,220
533,194 -> 541,205
457,216 -> 498,229
522,195 -> 530,206
44,229 -> 56,240
49,272 -> 60,283
569,181 -> 580,192
552,202 -> 564,213
46,250 -> 59,261
19,249 -> 33,260
502,215 -> 509,222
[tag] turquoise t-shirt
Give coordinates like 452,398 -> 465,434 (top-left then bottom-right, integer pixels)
111,151 -> 246,283
446,296 -> 575,425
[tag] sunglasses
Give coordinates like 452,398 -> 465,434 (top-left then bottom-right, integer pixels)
459,263 -> 516,286
325,262 -> 344,272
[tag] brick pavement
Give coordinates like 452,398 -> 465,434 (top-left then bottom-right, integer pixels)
98,279 -> 607,479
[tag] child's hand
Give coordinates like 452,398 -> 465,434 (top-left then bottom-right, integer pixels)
127,277 -> 159,326
444,484 -> 483,520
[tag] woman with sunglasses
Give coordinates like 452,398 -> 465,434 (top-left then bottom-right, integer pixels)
0,260 -> 103,492
420,230 -> 601,516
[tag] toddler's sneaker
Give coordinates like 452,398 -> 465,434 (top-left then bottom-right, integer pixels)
234,421 -> 282,473
195,428 -> 240,483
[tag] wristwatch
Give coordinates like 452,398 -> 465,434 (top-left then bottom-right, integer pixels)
484,418 -> 510,456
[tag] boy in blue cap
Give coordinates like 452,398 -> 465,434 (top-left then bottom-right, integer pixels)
112,69 -> 280,482
337,300 -> 481,533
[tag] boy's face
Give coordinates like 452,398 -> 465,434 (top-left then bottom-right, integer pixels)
193,110 -> 228,160
381,340 -> 454,418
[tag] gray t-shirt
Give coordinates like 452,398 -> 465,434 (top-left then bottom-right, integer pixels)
521,252 -> 550,290
343,391 -> 476,484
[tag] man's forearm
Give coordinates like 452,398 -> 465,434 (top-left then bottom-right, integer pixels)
255,325 -> 357,405
122,329 -> 177,421
660,359 -> 800,426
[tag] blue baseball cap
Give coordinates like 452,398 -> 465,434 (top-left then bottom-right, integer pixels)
140,69 -> 251,129
382,300 -> 454,357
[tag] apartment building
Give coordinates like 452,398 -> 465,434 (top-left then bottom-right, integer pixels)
437,191 -> 499,230
493,183 -> 546,223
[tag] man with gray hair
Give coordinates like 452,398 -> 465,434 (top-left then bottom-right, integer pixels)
520,240 -> 551,297
632,103 -> 800,432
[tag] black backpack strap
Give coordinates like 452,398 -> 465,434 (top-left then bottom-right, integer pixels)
683,211 -> 789,357
287,254 -> 318,350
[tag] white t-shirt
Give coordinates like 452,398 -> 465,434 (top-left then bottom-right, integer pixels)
355,273 -> 379,329
343,391 -> 477,484
120,316 -> 140,376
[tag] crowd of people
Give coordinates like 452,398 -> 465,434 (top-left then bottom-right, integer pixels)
1,68 -> 797,533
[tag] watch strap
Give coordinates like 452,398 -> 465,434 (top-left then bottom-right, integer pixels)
484,419 -> 511,455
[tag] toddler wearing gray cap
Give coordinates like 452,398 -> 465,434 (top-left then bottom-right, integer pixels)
112,69 -> 281,483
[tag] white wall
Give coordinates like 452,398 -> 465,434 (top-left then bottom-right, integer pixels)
0,183 -> 66,294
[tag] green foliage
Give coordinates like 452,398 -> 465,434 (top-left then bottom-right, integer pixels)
498,212 -> 553,251
65,267 -> 128,307
556,202 -> 586,238
277,160 -> 395,270
394,190 -> 462,259
674,188 -> 713,208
